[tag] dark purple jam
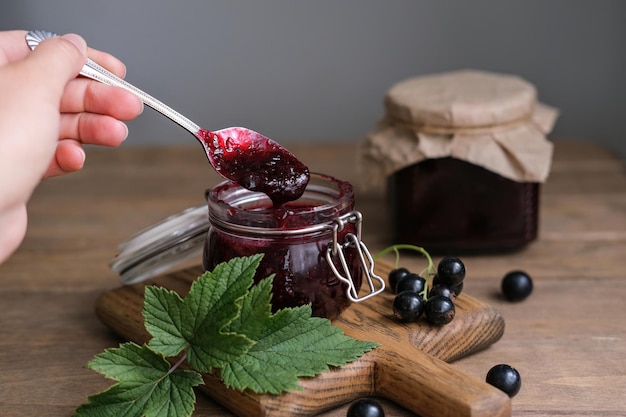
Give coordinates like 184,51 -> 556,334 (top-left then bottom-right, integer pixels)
197,128 -> 310,206
203,173 -> 362,319
388,157 -> 539,253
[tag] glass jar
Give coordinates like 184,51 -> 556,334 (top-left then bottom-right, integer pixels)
388,158 -> 540,253
203,173 -> 383,319
361,70 -> 557,254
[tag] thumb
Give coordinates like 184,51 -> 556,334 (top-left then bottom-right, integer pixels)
22,33 -> 88,97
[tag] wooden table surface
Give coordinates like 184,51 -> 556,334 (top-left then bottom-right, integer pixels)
1,140 -> 624,417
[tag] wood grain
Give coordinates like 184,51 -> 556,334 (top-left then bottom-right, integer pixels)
0,140 -> 624,417
95,260 -> 509,417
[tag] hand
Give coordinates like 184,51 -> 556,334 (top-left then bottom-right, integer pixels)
0,30 -> 143,264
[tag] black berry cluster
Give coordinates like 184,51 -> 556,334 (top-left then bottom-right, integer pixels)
389,256 -> 466,326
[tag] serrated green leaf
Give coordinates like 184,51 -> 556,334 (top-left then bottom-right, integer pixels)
143,287 -> 187,357
185,254 -> 261,332
79,254 -> 380,415
183,255 -> 262,371
145,255 -> 263,371
184,322 -> 251,373
221,279 -> 379,394
225,276 -> 274,337
74,342 -> 203,417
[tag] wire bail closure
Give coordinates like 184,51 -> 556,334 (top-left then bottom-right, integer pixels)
325,211 -> 385,302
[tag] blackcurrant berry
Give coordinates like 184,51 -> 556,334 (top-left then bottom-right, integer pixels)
396,273 -> 426,294
392,291 -> 425,322
347,398 -> 385,417
428,284 -> 456,300
501,270 -> 533,302
452,281 -> 464,296
486,364 -> 522,397
424,295 -> 455,325
437,256 -> 466,286
388,267 -> 409,293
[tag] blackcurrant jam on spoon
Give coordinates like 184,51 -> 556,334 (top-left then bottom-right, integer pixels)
26,30 -> 309,206
197,127 -> 309,206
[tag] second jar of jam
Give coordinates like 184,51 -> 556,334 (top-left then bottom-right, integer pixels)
360,70 -> 559,253
203,173 -> 382,319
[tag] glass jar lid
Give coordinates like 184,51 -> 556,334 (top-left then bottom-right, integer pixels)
110,204 -> 209,285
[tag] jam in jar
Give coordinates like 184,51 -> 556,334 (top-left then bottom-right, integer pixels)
361,70 -> 557,254
203,173 -> 381,319
388,157 -> 540,253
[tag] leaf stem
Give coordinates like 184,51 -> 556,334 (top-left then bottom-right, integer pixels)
374,244 -> 436,300
168,351 -> 188,376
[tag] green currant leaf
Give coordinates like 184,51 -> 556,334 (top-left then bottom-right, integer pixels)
142,286 -> 186,357
74,342 -> 203,417
222,277 -> 379,394
144,255 -> 262,371
79,254 -> 381,415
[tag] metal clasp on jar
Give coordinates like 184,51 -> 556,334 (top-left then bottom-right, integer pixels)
325,211 -> 385,302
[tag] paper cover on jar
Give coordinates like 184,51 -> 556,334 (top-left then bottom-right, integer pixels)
359,70 -> 559,185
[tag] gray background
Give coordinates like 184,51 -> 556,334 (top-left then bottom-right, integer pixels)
2,1 -> 625,158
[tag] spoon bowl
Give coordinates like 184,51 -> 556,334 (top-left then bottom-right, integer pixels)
26,30 -> 309,205
197,126 -> 310,206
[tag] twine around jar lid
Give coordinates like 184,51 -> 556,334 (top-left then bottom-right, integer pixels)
359,69 -> 559,184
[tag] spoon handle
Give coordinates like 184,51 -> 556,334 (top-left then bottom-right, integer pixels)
82,58 -> 201,133
25,30 -> 201,136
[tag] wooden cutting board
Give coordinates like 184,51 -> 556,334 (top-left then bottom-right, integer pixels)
95,260 -> 511,417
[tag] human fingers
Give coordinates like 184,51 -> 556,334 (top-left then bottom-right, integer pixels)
59,112 -> 129,147
87,47 -> 128,78
0,33 -> 88,192
1,31 -> 89,66
60,77 -> 143,120
42,139 -> 86,178
19,33 -> 88,100
0,30 -> 29,64
1,29 -> 128,79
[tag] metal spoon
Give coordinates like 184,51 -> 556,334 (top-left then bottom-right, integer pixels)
26,30 -> 309,205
